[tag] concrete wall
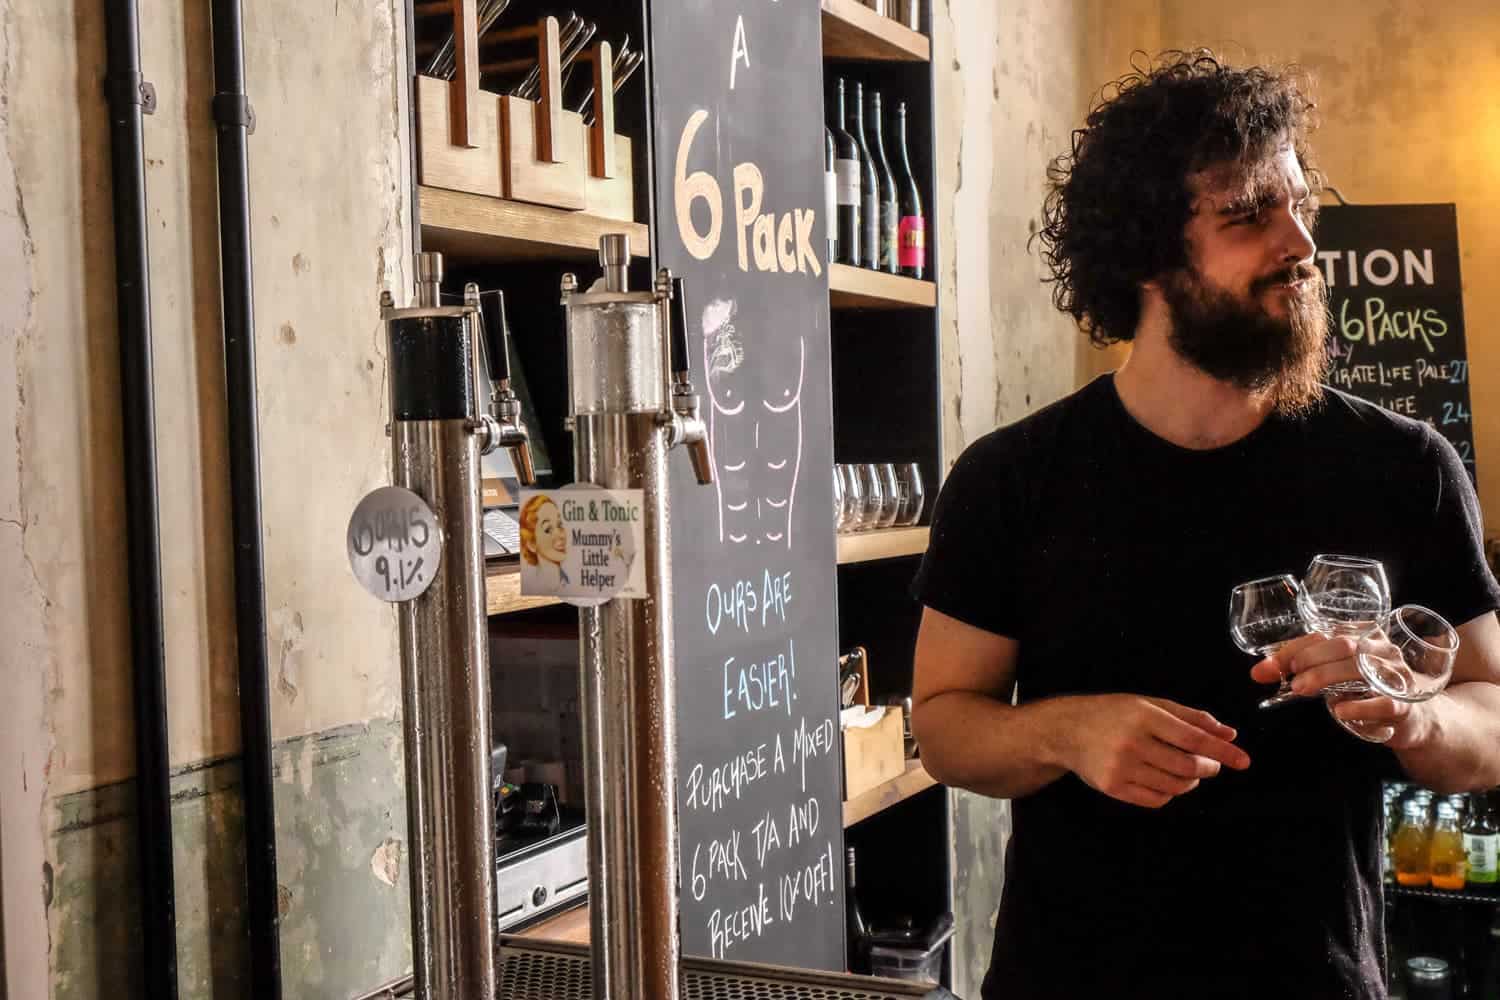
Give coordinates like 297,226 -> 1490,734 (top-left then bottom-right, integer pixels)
0,1 -> 413,996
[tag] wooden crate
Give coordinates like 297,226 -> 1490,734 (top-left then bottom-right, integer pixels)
415,12 -> 635,220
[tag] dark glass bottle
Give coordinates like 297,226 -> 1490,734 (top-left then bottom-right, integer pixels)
848,82 -> 879,270
845,846 -> 869,974
894,101 -> 926,280
1464,791 -> 1499,885
868,92 -> 899,274
824,126 -> 838,266
831,80 -> 861,267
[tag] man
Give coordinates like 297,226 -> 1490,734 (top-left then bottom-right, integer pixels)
910,51 -> 1500,998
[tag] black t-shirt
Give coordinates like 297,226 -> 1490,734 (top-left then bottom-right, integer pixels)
912,374 -> 1500,1000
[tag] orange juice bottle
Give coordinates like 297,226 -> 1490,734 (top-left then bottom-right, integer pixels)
1393,800 -> 1432,887
1429,802 -> 1467,890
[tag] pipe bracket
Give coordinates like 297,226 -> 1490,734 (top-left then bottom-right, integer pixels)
106,72 -> 157,115
212,93 -> 257,134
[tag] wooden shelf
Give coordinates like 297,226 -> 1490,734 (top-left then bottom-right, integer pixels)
486,562 -> 562,616
488,527 -> 928,615
821,0 -> 930,62
516,901 -> 591,944
419,186 -> 649,262
844,760 -> 938,828
836,526 -> 929,564
829,263 -> 937,310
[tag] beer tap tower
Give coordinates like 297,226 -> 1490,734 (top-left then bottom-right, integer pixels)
359,240 -> 957,1000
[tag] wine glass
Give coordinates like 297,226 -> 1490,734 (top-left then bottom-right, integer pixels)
1297,554 -> 1390,645
1357,605 -> 1459,702
839,464 -> 865,531
833,467 -> 846,531
876,463 -> 901,529
1229,574 -> 1311,708
857,464 -> 884,531
1326,604 -> 1459,744
895,462 -> 925,527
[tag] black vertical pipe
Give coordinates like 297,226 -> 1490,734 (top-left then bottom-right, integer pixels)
207,2 -> 283,997
102,2 -> 179,998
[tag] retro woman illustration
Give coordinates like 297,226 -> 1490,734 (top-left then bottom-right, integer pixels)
519,494 -> 569,589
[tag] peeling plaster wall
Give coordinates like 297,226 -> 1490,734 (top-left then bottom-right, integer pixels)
1156,0 -> 1500,531
933,0 -> 1155,470
1,0 -> 411,996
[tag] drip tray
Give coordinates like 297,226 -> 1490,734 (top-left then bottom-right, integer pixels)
351,936 -> 957,999
498,936 -> 957,1000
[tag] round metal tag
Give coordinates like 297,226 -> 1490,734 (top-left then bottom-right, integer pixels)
347,485 -> 443,603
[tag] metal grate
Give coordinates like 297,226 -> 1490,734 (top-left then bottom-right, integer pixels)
498,949 -> 591,1000
683,969 -> 895,1000
497,942 -> 938,1000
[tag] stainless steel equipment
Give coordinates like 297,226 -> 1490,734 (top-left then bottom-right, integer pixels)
353,937 -> 959,999
377,251 -> 535,1000
353,239 -> 965,1000
559,234 -> 712,1000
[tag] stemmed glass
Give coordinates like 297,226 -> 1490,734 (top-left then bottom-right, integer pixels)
895,462 -> 925,527
1326,604 -> 1459,744
1229,574 -> 1311,708
838,464 -> 865,532
857,464 -> 885,532
833,467 -> 846,531
1298,554 -> 1391,644
876,463 -> 901,529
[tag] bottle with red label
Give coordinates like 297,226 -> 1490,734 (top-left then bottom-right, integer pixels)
894,101 -> 925,280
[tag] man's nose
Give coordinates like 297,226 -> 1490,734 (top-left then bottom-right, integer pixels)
1277,205 -> 1316,265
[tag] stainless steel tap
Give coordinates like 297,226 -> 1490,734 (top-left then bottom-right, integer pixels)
464,283 -> 536,484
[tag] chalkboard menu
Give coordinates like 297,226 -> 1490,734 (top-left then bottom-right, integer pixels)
1315,204 -> 1477,480
649,0 -> 845,972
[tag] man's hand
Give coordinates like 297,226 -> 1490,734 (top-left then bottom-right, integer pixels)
1249,635 -> 1435,748
1050,695 -> 1251,809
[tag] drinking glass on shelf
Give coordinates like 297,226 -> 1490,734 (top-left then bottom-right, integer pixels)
1325,604 -> 1460,744
833,466 -> 846,532
857,463 -> 885,531
876,463 -> 902,529
839,464 -> 865,532
895,462 -> 925,526
1229,574 -> 1310,708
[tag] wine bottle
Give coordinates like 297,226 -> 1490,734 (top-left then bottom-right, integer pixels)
831,80 -> 861,267
1464,792 -> 1499,885
825,126 -> 839,266
894,101 -> 926,280
868,92 -> 899,274
845,846 -> 870,974
849,82 -> 879,270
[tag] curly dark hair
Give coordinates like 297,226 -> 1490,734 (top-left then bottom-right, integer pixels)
1035,50 -> 1322,347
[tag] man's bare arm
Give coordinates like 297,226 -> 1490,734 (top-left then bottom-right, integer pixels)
911,607 -> 1249,808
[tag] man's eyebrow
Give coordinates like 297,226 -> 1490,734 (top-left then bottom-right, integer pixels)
1215,185 -> 1312,216
1217,190 -> 1276,216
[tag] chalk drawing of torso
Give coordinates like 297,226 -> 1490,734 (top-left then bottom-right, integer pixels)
702,298 -> 805,549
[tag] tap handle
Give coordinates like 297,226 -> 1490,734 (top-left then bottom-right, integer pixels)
478,289 -> 512,385
669,277 -> 691,379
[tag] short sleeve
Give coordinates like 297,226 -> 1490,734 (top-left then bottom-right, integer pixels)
909,433 -> 1028,639
1400,429 -> 1500,627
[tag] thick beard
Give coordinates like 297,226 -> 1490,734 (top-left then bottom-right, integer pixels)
1160,262 -> 1331,417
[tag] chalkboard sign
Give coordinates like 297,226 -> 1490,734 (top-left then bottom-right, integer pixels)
649,1 -> 845,972
1315,204 -> 1477,479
